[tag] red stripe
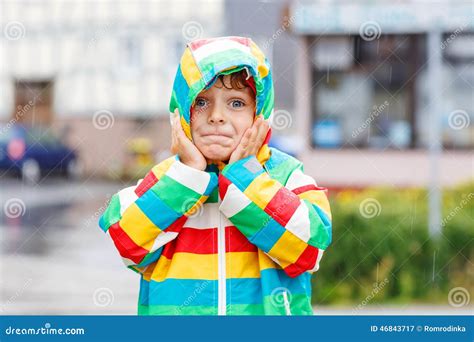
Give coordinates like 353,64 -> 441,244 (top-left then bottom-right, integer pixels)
292,184 -> 328,195
219,174 -> 232,200
166,215 -> 187,233
135,171 -> 159,197
264,187 -> 300,226
283,245 -> 319,278
174,228 -> 217,254
263,128 -> 272,145
226,226 -> 257,253
189,36 -> 249,51
109,222 -> 149,264
161,240 -> 177,259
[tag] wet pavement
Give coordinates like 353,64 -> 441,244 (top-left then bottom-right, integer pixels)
1,178 -> 138,315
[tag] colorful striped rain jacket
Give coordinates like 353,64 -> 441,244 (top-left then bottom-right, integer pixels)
98,36 -> 332,315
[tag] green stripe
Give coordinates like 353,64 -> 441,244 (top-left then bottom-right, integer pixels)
228,303 -> 264,315
206,187 -> 219,203
151,174 -> 201,214
229,201 -> 269,238
304,199 -> 331,249
138,304 -> 217,315
262,293 -> 313,315
100,194 -> 121,231
137,294 -> 313,315
198,49 -> 255,78
267,158 -> 301,186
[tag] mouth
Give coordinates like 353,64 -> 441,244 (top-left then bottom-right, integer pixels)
201,133 -> 232,139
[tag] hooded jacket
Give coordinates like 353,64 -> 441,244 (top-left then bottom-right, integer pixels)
99,36 -> 332,315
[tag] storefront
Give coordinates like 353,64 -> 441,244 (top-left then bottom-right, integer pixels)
288,1 -> 473,187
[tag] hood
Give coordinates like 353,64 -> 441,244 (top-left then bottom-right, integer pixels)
169,36 -> 274,165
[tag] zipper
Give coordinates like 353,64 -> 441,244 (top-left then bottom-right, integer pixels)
282,291 -> 292,316
217,196 -> 226,315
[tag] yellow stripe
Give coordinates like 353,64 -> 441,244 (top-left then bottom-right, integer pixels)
298,191 -> 332,220
120,203 -> 162,250
151,156 -> 175,180
184,195 -> 206,217
243,172 -> 281,210
256,143 -> 271,165
180,115 -> 192,140
268,230 -> 307,264
226,252 -> 261,278
180,47 -> 202,87
150,254 -> 173,282
154,252 -> 218,280
250,41 -> 269,78
257,249 -> 280,271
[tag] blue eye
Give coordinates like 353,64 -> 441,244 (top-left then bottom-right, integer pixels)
195,98 -> 207,107
231,100 -> 244,108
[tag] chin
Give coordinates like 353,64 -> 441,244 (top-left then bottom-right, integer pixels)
201,145 -> 232,162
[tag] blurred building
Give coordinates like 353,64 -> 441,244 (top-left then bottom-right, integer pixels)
0,0 -> 472,188
0,0 -> 224,176
286,0 -> 474,188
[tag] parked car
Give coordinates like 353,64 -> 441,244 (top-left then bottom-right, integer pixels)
0,124 -> 81,183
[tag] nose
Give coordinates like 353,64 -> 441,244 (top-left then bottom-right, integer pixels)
208,105 -> 227,125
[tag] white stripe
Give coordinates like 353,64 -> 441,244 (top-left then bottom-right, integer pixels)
285,168 -> 317,191
193,39 -> 250,63
166,160 -> 211,194
121,256 -> 136,267
183,203 -> 234,229
184,203 -> 219,229
310,249 -> 325,273
219,183 -> 252,218
118,186 -> 138,216
150,231 -> 179,252
285,202 -> 311,242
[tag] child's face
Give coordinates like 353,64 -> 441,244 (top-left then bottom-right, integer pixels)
190,75 -> 256,162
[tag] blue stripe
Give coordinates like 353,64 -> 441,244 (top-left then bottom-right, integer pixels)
136,189 -> 181,230
226,278 -> 262,305
144,278 -> 217,306
98,215 -> 107,232
222,156 -> 264,191
173,65 -> 191,124
203,172 -> 218,196
260,268 -> 312,297
249,217 -> 286,252
226,270 -> 311,306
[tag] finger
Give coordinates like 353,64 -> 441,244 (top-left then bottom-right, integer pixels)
248,122 -> 260,150
256,119 -> 269,147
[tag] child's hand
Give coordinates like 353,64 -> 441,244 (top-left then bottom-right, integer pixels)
228,116 -> 269,165
170,110 -> 207,171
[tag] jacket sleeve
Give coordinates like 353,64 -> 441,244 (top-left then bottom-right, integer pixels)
99,156 -> 218,271
218,155 -> 332,278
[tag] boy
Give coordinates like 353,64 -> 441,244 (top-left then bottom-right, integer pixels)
98,36 -> 332,315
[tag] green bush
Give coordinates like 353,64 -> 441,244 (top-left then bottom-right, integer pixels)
312,181 -> 474,306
